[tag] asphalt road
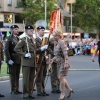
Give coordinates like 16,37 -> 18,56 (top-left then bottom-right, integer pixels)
0,55 -> 100,100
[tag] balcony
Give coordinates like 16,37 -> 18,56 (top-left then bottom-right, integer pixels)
0,0 -> 23,13
14,8 -> 23,13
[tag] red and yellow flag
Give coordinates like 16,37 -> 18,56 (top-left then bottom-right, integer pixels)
49,9 -> 62,34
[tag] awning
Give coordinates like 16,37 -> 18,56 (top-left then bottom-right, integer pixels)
75,33 -> 80,36
63,32 -> 80,36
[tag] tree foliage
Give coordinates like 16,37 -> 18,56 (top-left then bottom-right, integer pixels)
73,0 -> 100,33
17,0 -> 57,26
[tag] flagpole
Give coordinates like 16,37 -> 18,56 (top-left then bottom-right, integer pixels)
45,0 -> 47,24
23,20 -> 25,32
71,3 -> 72,38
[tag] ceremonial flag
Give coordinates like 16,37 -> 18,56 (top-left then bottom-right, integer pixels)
49,9 -> 62,34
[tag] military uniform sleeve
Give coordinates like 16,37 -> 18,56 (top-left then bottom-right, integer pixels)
36,48 -> 41,54
4,38 -> 11,62
35,43 -> 42,54
47,38 -> 54,55
14,39 -> 25,56
35,38 -> 42,54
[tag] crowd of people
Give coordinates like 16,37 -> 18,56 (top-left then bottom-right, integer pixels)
0,24 -> 99,100
63,37 -> 98,56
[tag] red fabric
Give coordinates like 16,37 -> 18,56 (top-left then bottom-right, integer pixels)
49,9 -> 62,34
49,10 -> 57,33
85,50 -> 87,54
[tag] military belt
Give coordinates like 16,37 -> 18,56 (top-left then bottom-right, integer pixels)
11,52 -> 16,54
24,51 -> 34,53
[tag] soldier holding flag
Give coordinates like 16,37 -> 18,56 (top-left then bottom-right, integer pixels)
35,26 -> 49,96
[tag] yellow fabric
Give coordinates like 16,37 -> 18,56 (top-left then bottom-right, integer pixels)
91,46 -> 99,55
41,37 -> 45,47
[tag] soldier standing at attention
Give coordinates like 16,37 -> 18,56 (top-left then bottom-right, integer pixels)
49,37 -> 61,93
0,38 -> 5,98
36,26 -> 49,96
4,25 -> 22,94
14,25 -> 36,99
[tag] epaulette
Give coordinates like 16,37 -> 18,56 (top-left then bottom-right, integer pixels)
4,35 -> 11,42
20,37 -> 27,43
19,37 -> 25,41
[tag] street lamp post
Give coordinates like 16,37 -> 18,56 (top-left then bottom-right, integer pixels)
70,3 -> 72,35
45,0 -> 47,23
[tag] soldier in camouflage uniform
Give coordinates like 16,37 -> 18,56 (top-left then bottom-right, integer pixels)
36,26 -> 49,96
49,37 -> 61,93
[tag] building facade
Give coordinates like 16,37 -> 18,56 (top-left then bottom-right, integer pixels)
57,0 -> 76,33
0,0 -> 24,37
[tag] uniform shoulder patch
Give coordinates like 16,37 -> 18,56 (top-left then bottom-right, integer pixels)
5,39 -> 8,42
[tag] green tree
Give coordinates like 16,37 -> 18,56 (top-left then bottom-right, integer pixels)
72,0 -> 100,34
17,0 -> 57,27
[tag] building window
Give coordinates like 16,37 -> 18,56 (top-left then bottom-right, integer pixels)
4,15 -> 13,23
8,0 -> 12,6
15,15 -> 23,23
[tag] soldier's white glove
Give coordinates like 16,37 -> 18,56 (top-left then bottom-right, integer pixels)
8,60 -> 14,65
1,61 -> 4,65
41,45 -> 48,51
25,53 -> 31,58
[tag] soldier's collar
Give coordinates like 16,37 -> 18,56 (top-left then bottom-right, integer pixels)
26,35 -> 31,39
13,34 -> 18,38
37,34 -> 42,40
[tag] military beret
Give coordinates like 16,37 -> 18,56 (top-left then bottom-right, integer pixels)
37,26 -> 45,30
25,25 -> 34,30
10,25 -> 19,29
